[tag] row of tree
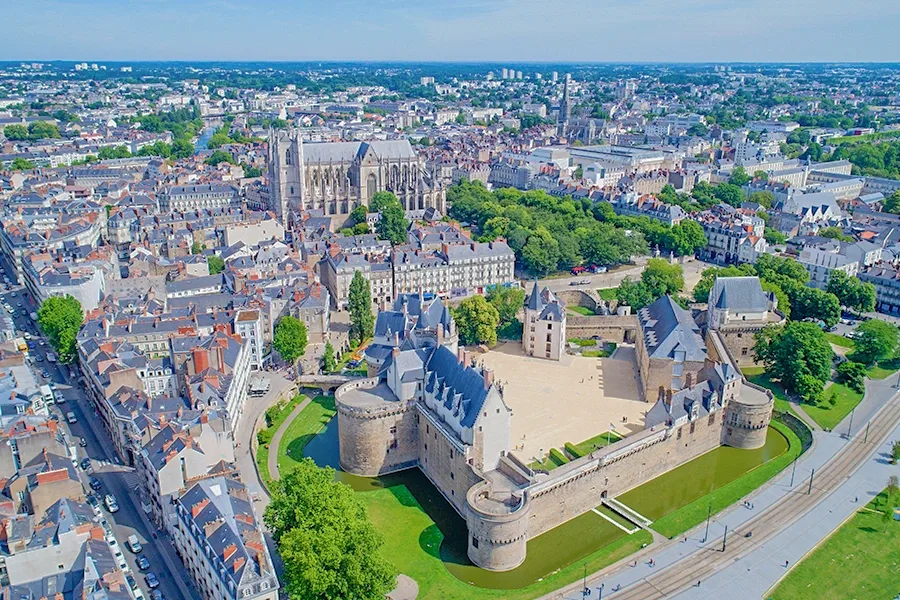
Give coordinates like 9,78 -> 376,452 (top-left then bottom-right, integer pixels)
3,121 -> 61,141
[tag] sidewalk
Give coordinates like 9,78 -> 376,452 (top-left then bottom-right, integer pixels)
554,372 -> 900,600
268,396 -> 312,481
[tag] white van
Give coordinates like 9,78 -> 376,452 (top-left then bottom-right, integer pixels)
66,411 -> 77,424
40,384 -> 54,405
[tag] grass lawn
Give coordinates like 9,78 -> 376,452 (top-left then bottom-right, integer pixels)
802,383 -> 864,431
597,288 -> 618,301
769,489 -> 900,600
867,357 -> 900,380
568,431 -> 623,457
567,305 -> 595,316
825,333 -> 855,349
363,484 -> 653,600
742,366 -> 794,415
276,395 -> 336,476
620,422 -> 801,539
255,394 -> 307,483
581,349 -> 610,358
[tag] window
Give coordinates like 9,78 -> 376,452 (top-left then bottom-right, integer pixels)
450,471 -> 454,480
472,536 -> 479,548
677,427 -> 682,440
690,422 -> 696,434
708,413 -> 716,426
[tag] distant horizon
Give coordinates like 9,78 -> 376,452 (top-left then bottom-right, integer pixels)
4,60 -> 900,66
4,0 -> 899,63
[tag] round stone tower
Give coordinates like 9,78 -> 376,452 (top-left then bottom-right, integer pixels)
465,481 -> 531,571
722,384 -> 775,450
335,378 -> 418,476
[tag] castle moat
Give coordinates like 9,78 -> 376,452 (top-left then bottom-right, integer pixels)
303,415 -> 789,591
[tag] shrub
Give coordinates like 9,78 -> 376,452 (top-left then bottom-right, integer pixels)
549,447 -> 570,467
564,442 -> 583,459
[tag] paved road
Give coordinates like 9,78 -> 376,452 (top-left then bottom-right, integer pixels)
538,257 -> 711,295
1,285 -> 194,600
546,373 -> 900,600
268,396 -> 312,481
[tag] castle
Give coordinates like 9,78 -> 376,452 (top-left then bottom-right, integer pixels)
522,283 -> 566,361
334,280 -> 775,572
267,128 -> 446,227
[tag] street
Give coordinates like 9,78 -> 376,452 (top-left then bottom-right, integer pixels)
538,256 -> 712,295
1,283 -> 194,600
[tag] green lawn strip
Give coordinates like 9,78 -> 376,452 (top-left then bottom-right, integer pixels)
649,421 -> 801,539
255,394 -> 307,484
802,383 -> 863,431
742,367 -> 794,415
581,350 -> 610,358
568,337 -> 598,346
365,483 -> 652,600
597,288 -> 618,301
276,396 -> 337,475
567,305 -> 595,316
825,333 -> 855,349
769,489 -> 900,600
568,431 -> 624,457
867,357 -> 900,380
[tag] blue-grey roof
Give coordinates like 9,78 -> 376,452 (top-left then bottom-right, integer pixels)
709,276 -> 769,312
424,345 -> 488,428
638,295 -> 707,362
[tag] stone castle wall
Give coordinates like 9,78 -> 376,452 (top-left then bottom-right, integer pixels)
566,314 -> 637,343
466,481 -> 530,571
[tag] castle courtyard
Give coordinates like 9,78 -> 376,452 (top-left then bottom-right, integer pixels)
477,342 -> 645,465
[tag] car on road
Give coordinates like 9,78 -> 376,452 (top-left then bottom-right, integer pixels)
89,477 -> 102,491
127,534 -> 143,553
42,370 -> 51,378
145,573 -> 160,589
150,590 -> 164,600
86,493 -> 101,516
137,556 -> 150,571
66,411 -> 77,424
80,457 -> 92,471
56,392 -> 67,403
104,494 -> 119,513
79,436 -> 86,446
569,279 -> 591,286
15,301 -> 21,307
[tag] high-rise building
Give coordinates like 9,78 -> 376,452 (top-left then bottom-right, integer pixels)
501,68 -> 509,79
551,71 -> 559,82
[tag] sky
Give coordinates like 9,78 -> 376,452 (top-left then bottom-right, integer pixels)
3,0 -> 900,63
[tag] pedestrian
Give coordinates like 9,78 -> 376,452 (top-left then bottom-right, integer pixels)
696,581 -> 701,587
784,560 -> 789,568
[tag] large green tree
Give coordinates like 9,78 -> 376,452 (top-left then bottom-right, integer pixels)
321,341 -> 337,373
827,270 -> 875,314
376,202 -> 410,245
521,227 -> 560,276
37,295 -> 83,363
615,278 -> 655,310
348,270 -> 374,345
728,166 -> 751,186
273,316 -> 308,364
669,220 -> 707,257
754,321 -> 834,404
485,285 -> 525,326
206,255 -> 225,275
453,295 -> 500,347
265,459 -> 396,600
852,319 -> 900,365
369,191 -> 399,213
3,124 -> 28,140
790,286 -> 841,328
641,258 -> 684,297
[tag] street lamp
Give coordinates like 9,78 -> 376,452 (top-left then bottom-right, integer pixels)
702,502 -> 712,543
583,564 -> 589,598
598,583 -> 605,600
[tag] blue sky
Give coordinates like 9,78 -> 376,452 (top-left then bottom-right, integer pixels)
3,0 -> 900,62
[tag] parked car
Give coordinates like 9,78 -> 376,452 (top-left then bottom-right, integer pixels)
150,590 -> 164,600
137,556 -> 150,571
80,457 -> 92,471
145,573 -> 160,589
127,534 -> 143,553
104,494 -> 119,513
56,391 -> 67,404
89,477 -> 102,491
66,411 -> 77,424
126,574 -> 138,591
78,436 -> 86,447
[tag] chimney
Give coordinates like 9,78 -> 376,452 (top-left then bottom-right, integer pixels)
463,350 -> 472,367
457,347 -> 465,365
665,389 -> 673,406
392,346 -> 400,359
436,325 -> 444,344
483,367 -> 494,390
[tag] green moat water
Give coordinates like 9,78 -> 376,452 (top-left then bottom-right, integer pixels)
303,419 -> 788,590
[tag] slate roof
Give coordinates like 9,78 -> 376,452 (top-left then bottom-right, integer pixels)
638,295 -> 707,361
423,345 -> 489,428
708,276 -> 769,312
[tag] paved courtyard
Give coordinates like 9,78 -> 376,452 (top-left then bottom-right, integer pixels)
478,342 -> 646,465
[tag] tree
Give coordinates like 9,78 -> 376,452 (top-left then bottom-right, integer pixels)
205,150 -> 235,166
207,255 -> 225,275
10,157 -> 35,171
348,270 -> 374,345
27,121 -> 60,139
764,228 -> 787,245
265,459 -> 396,600
852,319 -> 900,365
818,226 -> 852,242
836,360 -> 867,394
748,190 -> 775,209
3,124 -> 28,140
453,295 -> 500,347
790,286 -> 841,328
615,277 -> 655,310
892,441 -> 900,465
728,166 -> 751,186
884,191 -> 900,215
486,285 -> 525,326
37,295 -> 83,363
754,321 -> 834,403
322,341 -> 337,373
669,220 -> 707,256
828,270 -> 876,313
350,204 -> 368,226
273,316 -> 308,364
98,145 -> 131,160
190,241 -> 204,255
641,258 -> 684,297
521,227 -> 560,276
692,265 -> 755,303
713,183 -> 744,207
376,203 -> 409,245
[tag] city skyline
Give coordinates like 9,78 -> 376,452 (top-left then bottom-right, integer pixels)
4,0 -> 900,63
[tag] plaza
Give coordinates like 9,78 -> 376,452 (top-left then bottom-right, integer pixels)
477,342 -> 645,466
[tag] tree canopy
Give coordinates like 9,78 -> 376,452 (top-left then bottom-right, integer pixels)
273,316 -> 308,364
616,259 -> 684,310
453,295 -> 500,347
322,341 -> 337,373
827,270 -> 876,314
485,285 -> 525,327
852,319 -> 899,365
348,270 -> 374,345
264,459 -> 396,600
754,321 -> 834,404
206,255 -> 225,275
375,198 -> 410,245
37,295 -> 83,363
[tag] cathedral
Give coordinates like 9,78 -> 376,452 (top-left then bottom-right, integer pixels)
267,128 -> 446,227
